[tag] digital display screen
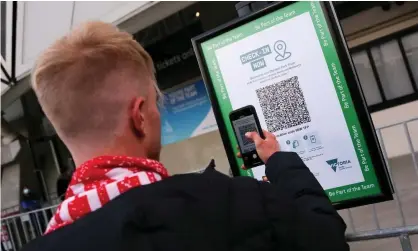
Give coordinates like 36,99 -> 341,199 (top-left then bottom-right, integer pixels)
195,1 -> 392,206
232,115 -> 259,153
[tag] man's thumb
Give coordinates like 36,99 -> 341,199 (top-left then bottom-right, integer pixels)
245,131 -> 262,144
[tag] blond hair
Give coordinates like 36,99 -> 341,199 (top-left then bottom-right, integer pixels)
32,21 -> 156,144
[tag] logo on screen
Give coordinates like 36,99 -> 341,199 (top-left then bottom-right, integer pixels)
274,40 -> 291,61
326,158 -> 352,172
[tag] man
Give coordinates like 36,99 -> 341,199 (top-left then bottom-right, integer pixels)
23,21 -> 348,251
21,187 -> 41,212
21,187 -> 43,236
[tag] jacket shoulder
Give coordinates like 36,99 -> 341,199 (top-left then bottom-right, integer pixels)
22,171 -> 282,251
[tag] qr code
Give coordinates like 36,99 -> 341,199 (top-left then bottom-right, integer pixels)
238,124 -> 257,146
256,76 -> 311,132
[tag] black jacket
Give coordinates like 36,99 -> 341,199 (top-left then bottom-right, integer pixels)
23,152 -> 349,251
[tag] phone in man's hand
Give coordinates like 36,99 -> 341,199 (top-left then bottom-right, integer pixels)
229,105 -> 265,168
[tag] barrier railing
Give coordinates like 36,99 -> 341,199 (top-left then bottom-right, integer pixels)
346,225 -> 418,251
343,117 -> 418,250
1,118 -> 417,250
1,206 -> 20,218
1,205 -> 57,251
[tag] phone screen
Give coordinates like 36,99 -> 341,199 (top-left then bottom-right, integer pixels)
232,115 -> 260,154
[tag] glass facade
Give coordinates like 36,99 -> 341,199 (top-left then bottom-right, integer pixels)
352,51 -> 383,105
402,32 -> 418,88
351,30 -> 418,112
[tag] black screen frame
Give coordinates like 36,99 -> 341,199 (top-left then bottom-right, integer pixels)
192,1 -> 393,209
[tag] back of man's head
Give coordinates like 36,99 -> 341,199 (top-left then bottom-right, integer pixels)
32,21 -> 158,162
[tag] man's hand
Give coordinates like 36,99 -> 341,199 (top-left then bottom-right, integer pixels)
246,130 -> 280,163
237,130 -> 280,169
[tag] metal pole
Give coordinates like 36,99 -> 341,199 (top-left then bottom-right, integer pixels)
49,139 -> 62,175
346,225 -> 418,242
404,123 -> 418,176
42,210 -> 49,232
5,220 -> 17,251
26,213 -> 36,239
20,217 -> 30,244
377,130 -> 407,226
10,1 -> 17,84
372,204 -> 380,229
35,169 -> 51,204
34,212 -> 43,236
11,218 -> 21,249
27,138 -> 51,203
399,234 -> 413,251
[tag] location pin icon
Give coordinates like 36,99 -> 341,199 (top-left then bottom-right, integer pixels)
274,40 -> 286,57
274,40 -> 291,61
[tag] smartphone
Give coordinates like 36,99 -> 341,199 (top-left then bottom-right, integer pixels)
229,105 -> 265,168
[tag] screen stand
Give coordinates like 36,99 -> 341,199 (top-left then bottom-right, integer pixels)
235,2 -> 275,17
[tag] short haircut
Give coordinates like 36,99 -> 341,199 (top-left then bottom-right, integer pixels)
32,21 -> 156,144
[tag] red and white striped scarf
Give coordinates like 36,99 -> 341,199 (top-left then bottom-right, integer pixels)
45,156 -> 168,234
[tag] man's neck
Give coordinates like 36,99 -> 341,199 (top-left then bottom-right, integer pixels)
72,145 -> 147,167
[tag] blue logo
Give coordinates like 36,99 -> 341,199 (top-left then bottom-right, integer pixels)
326,159 -> 338,172
326,158 -> 352,172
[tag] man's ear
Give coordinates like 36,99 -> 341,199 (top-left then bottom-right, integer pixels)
131,97 -> 146,137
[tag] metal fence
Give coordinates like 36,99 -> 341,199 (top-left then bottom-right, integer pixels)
1,118 -> 417,250
1,206 -> 20,219
1,205 -> 57,251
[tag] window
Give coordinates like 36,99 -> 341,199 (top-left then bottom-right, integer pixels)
371,40 -> 414,100
352,51 -> 382,105
402,32 -> 418,88
351,29 -> 418,112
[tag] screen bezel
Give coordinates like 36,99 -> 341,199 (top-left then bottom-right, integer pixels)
192,1 -> 393,209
